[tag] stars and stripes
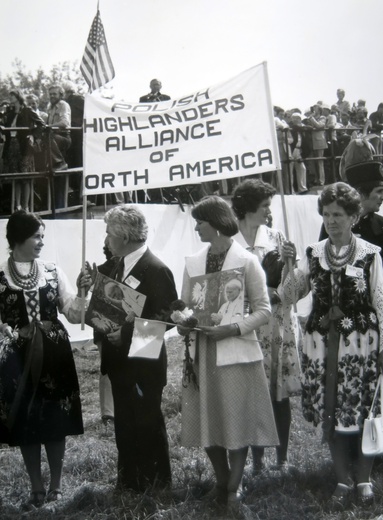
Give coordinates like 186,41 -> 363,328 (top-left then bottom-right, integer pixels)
80,10 -> 115,92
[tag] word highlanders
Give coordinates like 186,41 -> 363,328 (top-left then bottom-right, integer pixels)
83,95 -> 245,133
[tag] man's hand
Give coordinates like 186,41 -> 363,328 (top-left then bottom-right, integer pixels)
107,327 -> 122,347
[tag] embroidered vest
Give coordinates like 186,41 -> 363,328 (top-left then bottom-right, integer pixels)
305,247 -> 378,338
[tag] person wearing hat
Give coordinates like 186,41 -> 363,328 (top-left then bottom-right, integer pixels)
319,161 -> 383,259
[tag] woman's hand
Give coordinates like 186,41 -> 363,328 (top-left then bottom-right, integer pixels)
199,324 -> 239,341
268,287 -> 281,305
85,261 -> 98,285
177,324 -> 193,337
76,268 -> 93,297
281,241 -> 297,265
0,323 -> 14,339
107,327 -> 122,347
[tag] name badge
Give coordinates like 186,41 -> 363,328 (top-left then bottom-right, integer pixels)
125,275 -> 140,289
345,265 -> 363,278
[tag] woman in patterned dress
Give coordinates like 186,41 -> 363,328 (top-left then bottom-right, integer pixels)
179,196 -> 278,512
231,179 -> 302,472
282,183 -> 383,508
0,210 -> 92,508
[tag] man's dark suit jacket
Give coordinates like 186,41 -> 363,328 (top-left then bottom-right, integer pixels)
139,92 -> 171,103
100,248 -> 178,387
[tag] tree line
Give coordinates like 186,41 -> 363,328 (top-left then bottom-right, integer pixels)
0,59 -> 86,110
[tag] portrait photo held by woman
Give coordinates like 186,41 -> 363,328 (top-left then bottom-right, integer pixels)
0,211 -> 92,509
282,182 -> 383,509
178,195 -> 279,514
1,89 -> 45,212
231,179 -> 302,473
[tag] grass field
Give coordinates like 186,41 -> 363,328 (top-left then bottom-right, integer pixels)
0,333 -> 383,519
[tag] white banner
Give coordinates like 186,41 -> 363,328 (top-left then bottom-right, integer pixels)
83,62 -> 280,195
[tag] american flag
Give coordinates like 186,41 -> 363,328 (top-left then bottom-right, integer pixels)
80,10 -> 115,92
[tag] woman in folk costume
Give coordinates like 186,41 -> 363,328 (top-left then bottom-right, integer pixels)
282,183 -> 383,509
0,210 -> 92,509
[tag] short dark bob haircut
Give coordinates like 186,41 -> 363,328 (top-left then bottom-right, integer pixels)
318,182 -> 362,217
231,179 -> 276,220
6,210 -> 45,250
191,196 -> 238,237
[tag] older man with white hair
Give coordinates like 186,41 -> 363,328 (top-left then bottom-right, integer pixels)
92,205 -> 178,493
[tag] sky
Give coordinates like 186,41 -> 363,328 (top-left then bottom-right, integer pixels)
1,0 -> 383,113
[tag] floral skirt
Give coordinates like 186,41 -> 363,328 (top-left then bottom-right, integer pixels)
258,302 -> 302,401
301,329 -> 379,433
0,322 -> 83,446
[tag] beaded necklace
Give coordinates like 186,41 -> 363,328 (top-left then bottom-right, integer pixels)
324,234 -> 357,273
8,255 -> 40,290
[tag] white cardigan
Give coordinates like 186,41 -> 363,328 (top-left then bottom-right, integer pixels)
182,241 -> 271,366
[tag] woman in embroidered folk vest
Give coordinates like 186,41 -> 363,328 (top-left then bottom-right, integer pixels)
0,210 -> 92,509
282,183 -> 383,510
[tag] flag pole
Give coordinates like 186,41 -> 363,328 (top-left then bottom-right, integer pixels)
80,192 -> 87,329
80,4 -> 116,327
276,171 -> 297,312
262,62 -> 297,312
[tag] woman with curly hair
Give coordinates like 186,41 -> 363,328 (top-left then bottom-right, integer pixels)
232,179 -> 302,473
282,182 -> 383,509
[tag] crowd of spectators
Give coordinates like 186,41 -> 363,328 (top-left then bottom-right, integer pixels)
0,83 -> 382,214
273,88 -> 383,194
0,82 -> 85,212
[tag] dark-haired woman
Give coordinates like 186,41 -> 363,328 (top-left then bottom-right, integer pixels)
282,183 -> 383,508
179,196 -> 278,513
2,89 -> 45,211
0,210 -> 92,508
232,179 -> 302,473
